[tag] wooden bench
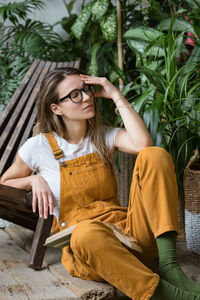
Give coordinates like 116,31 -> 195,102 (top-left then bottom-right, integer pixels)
0,58 -> 80,270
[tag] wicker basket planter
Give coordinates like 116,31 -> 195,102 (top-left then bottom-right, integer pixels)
184,150 -> 200,255
114,152 -> 135,207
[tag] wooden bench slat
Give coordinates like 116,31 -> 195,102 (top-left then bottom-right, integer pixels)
74,59 -> 81,68
49,61 -> 58,71
17,104 -> 38,150
0,60 -> 46,159
56,62 -> 63,68
0,61 -> 53,174
62,61 -> 78,68
0,59 -> 40,131
68,61 -> 76,67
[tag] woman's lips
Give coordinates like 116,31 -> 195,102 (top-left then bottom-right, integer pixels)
83,105 -> 93,110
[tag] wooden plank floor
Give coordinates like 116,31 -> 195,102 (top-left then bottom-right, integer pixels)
0,224 -> 200,300
0,229 -> 76,300
0,226 -> 117,300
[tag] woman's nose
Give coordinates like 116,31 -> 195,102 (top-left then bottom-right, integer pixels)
82,91 -> 90,102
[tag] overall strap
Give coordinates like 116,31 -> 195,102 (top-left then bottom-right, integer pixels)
44,133 -> 64,159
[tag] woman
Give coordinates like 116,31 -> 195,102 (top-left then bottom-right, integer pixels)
1,67 -> 200,300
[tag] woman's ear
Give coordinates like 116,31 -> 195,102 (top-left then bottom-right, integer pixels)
50,103 -> 62,116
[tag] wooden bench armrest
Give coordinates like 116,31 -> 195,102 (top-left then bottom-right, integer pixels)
0,184 -> 32,207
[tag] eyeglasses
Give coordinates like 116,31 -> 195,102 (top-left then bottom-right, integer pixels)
55,84 -> 95,104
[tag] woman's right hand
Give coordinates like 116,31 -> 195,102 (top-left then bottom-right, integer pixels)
30,175 -> 54,219
1,154 -> 54,219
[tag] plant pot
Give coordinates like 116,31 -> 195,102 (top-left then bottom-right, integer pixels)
184,150 -> 200,255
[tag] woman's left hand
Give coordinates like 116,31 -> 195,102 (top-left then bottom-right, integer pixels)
79,74 -> 121,101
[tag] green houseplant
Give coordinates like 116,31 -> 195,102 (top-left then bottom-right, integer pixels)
121,18 -> 200,188
120,14 -> 200,238
0,0 -> 70,110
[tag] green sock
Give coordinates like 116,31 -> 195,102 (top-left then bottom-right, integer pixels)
156,231 -> 200,295
151,278 -> 200,300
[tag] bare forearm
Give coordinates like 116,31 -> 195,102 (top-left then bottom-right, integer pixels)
1,176 -> 33,191
1,173 -> 54,218
113,94 -> 153,147
0,154 -> 54,218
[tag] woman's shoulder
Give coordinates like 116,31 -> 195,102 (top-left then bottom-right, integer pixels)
21,133 -> 49,148
17,133 -> 52,171
18,133 -> 55,156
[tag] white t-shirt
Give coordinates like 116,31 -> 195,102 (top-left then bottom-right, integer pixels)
18,126 -> 120,220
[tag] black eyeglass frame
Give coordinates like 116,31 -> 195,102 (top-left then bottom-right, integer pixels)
55,84 -> 95,104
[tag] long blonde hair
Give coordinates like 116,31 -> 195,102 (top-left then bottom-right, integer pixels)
33,67 -> 113,167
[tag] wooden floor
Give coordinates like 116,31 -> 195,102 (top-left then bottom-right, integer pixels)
0,224 -> 200,300
0,225 -> 116,300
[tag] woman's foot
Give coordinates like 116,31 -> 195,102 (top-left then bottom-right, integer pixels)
156,231 -> 200,294
151,278 -> 200,300
158,259 -> 200,295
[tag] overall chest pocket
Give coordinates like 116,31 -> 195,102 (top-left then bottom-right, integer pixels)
68,163 -> 117,207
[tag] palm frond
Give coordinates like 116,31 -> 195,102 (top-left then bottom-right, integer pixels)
0,0 -> 44,25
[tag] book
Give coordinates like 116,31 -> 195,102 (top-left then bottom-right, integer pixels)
44,222 -> 143,253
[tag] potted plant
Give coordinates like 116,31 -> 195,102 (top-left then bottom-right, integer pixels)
121,16 -> 200,238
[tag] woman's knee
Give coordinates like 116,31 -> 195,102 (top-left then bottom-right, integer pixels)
137,146 -> 174,170
70,219 -> 110,256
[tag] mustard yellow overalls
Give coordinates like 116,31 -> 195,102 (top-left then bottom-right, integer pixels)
45,133 -> 178,300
